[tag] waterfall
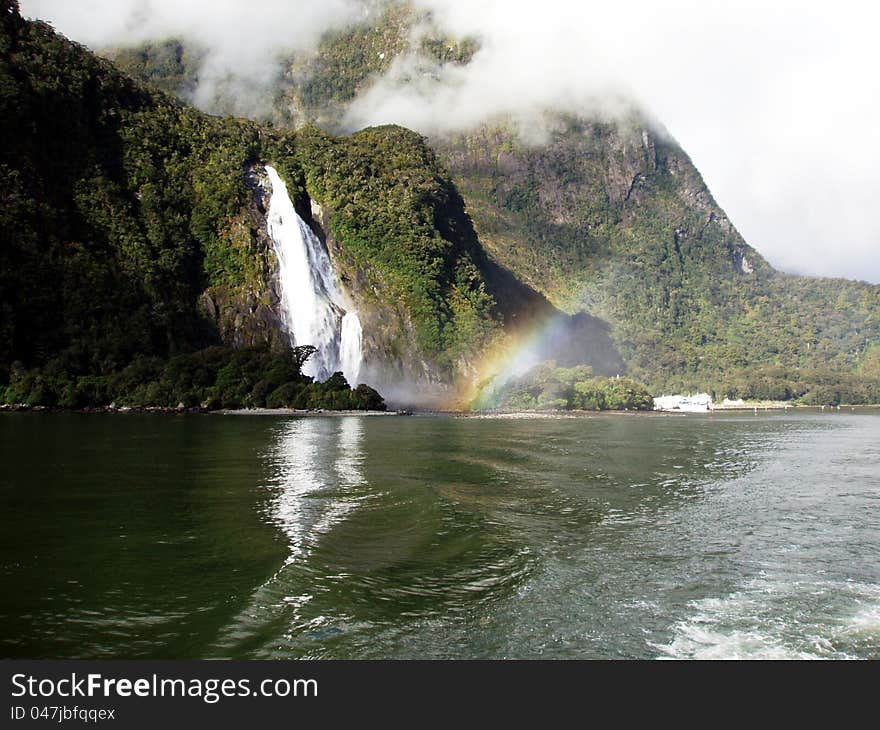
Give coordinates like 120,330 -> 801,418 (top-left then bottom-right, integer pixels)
265,165 -> 364,385
340,312 -> 363,387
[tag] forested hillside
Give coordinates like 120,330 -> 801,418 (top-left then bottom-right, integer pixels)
94,0 -> 880,404
437,115 -> 880,402
5,0 -> 880,408
0,3 -> 502,407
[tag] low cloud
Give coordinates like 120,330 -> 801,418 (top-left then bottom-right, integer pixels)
22,0 -> 361,53
22,0 -> 364,118
353,0 -> 880,283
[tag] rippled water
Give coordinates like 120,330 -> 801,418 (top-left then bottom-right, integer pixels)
1,411 -> 878,659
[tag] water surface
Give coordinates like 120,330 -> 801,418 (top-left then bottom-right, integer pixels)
1,410 -> 877,659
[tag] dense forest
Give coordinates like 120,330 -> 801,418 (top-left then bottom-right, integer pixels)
293,123 -> 507,373
0,3 -> 388,409
3,0 -> 880,409
478,362 -> 654,412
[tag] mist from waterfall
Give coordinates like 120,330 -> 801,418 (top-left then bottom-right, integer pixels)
265,165 -> 363,385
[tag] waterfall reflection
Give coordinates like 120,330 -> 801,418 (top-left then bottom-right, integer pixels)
268,416 -> 365,563
207,416 -> 367,656
334,415 -> 366,487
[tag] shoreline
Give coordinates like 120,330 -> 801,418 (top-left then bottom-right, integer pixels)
215,408 -> 407,417
0,403 -> 407,417
2,403 -> 878,417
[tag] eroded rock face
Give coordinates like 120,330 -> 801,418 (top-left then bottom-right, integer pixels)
305,192 -> 455,397
197,166 -> 287,351
438,111 -> 769,294
428,109 -> 794,387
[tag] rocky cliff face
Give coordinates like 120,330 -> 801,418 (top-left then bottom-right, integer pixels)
197,166 -> 286,351
436,113 -> 766,310
301,185 -> 457,400
429,114 -> 747,386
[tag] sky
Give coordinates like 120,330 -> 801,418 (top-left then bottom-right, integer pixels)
20,0 -> 880,283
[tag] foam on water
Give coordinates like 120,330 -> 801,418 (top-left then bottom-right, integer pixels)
846,603 -> 880,638
655,578 -> 880,660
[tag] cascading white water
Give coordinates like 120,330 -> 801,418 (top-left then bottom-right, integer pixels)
339,312 -> 363,387
265,165 -> 364,385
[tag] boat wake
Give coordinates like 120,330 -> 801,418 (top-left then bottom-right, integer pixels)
653,577 -> 880,659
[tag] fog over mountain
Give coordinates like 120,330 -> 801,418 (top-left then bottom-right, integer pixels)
21,0 -> 880,283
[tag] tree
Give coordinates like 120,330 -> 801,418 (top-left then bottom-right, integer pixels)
291,345 -> 317,372
323,371 -> 350,391
353,383 -> 385,410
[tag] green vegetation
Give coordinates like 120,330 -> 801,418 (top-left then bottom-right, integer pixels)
276,5 -> 481,129
103,38 -> 203,99
100,1 -> 480,132
479,361 -> 653,411
437,114 -> 880,402
0,6 -> 391,409
2,2 -> 879,409
0,7 -> 261,377
295,124 -> 502,369
418,34 -> 479,66
710,364 -> 880,407
95,2 -> 415,129
2,345 -> 385,410
419,27 -> 480,66
0,5 -> 503,406
286,1 -> 412,127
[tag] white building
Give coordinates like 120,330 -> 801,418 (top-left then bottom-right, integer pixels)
653,393 -> 713,412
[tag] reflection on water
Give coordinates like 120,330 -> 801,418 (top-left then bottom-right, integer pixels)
268,417 -> 365,563
2,411 -> 878,659
209,417 -> 370,655
335,416 -> 367,487
211,415 -> 536,658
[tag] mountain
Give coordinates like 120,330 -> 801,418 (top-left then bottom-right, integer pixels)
436,114 -> 880,401
3,1 -> 880,408
0,2 -> 513,407
98,0 -> 477,132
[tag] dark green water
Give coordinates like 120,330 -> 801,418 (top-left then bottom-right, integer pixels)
1,411 -> 878,659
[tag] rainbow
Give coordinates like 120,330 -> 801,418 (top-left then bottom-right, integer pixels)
456,309 -> 572,410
